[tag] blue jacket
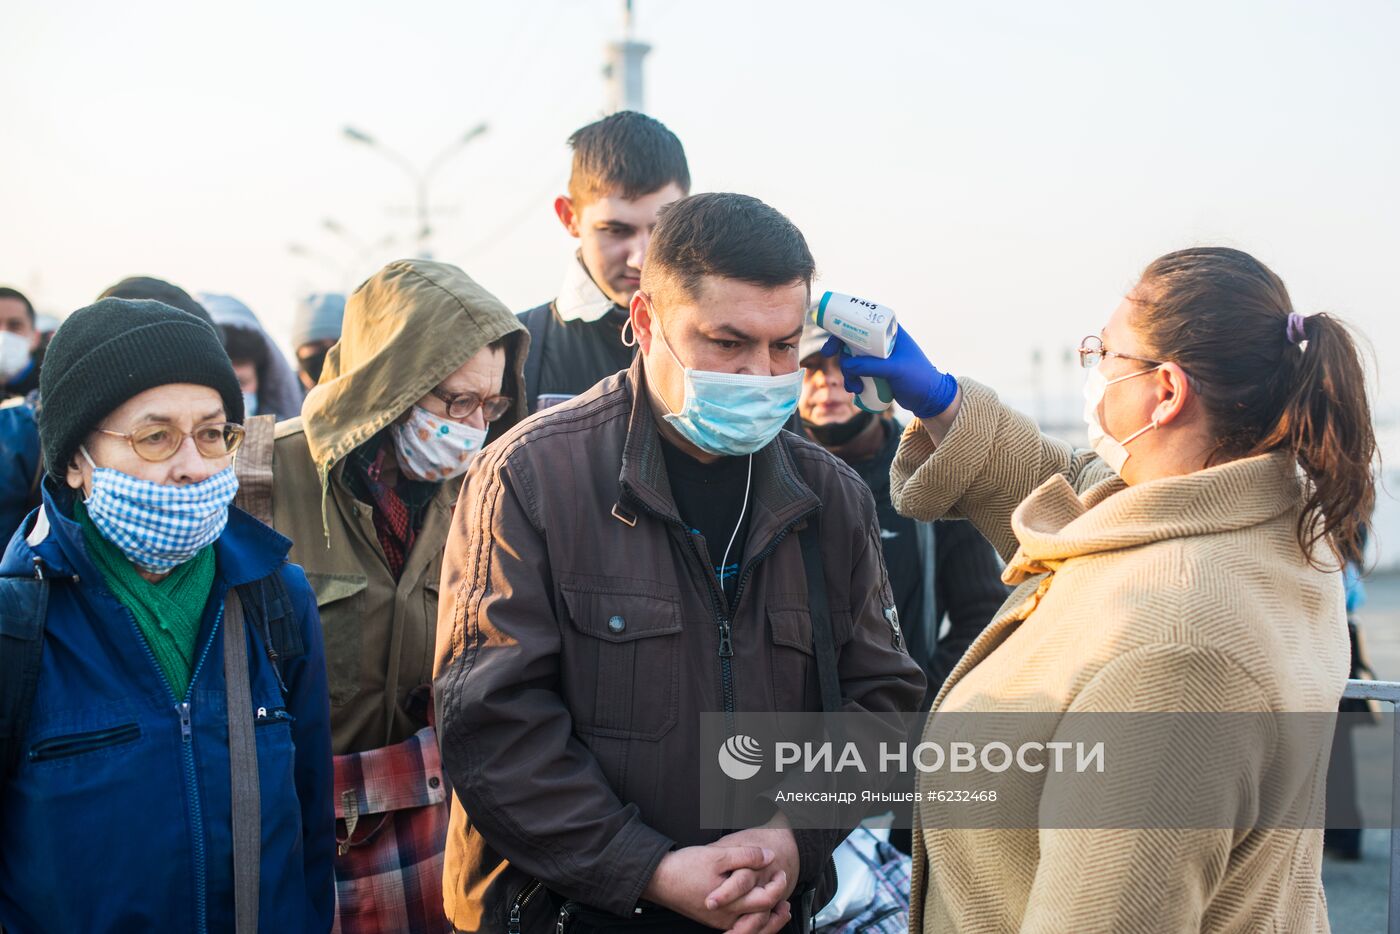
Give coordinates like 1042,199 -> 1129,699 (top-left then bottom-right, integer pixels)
0,403 -> 40,545
0,484 -> 335,933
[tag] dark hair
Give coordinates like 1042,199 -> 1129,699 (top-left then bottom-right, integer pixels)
1134,247 -> 1376,568
98,276 -> 215,328
567,111 -> 690,206
642,193 -> 815,304
222,326 -> 267,369
0,287 -> 35,324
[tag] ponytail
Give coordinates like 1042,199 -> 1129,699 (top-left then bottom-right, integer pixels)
1135,248 -> 1377,570
1249,313 -> 1375,567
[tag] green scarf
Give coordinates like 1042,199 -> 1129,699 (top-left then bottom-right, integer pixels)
75,501 -> 217,699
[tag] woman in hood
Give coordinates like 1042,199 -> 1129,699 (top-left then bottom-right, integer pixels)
257,259 -> 527,934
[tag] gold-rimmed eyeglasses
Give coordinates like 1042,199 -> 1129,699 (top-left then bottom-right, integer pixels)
95,421 -> 246,462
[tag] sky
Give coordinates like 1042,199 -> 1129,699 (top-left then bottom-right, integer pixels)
3,0 -> 1398,424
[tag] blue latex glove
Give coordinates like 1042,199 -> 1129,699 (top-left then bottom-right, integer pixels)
822,325 -> 958,419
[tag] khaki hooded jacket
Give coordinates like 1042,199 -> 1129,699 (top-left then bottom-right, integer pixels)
270,260 -> 527,754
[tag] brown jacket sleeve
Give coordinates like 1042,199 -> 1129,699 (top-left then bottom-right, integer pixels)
433,445 -> 673,917
890,378 -> 1114,562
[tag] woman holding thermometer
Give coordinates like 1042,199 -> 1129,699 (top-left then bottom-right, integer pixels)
829,247 -> 1375,933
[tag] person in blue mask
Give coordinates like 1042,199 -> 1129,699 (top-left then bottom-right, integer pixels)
0,298 -> 335,932
434,192 -> 925,933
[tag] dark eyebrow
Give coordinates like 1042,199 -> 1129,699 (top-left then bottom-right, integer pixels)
708,324 -> 757,342
705,323 -> 805,344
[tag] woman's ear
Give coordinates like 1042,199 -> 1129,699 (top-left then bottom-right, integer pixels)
65,452 -> 87,492
1152,362 -> 1193,427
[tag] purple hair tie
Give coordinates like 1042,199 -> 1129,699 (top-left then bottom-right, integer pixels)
1286,312 -> 1308,346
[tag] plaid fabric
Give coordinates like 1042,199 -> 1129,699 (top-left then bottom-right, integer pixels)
817,830 -> 911,934
344,433 -> 439,579
82,463 -> 239,572
333,726 -> 451,934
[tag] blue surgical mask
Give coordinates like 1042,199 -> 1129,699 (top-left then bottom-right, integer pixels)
651,317 -> 802,457
80,447 -> 239,573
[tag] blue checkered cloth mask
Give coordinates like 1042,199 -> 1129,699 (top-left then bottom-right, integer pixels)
80,448 -> 240,573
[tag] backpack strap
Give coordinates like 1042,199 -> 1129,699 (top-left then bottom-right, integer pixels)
798,516 -> 843,714
233,570 -> 302,696
521,304 -> 554,415
0,570 -> 51,790
233,414 -> 277,525
223,588 -> 261,933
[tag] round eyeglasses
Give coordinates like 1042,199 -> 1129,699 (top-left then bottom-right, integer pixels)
427,387 -> 513,423
95,421 -> 246,462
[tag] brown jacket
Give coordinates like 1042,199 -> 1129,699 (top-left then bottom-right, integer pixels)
434,357 -> 926,931
270,260 -> 527,754
891,378 -> 1347,933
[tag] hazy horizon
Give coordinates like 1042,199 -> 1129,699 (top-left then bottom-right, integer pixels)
4,1 -> 1396,420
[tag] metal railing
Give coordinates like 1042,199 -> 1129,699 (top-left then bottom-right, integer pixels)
1343,679 -> 1400,933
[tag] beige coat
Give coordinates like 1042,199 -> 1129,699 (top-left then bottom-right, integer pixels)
890,377 -> 1348,933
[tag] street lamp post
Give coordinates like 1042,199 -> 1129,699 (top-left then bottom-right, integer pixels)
342,123 -> 489,259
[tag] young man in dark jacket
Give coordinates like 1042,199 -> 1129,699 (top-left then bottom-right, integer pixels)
517,111 -> 689,413
436,193 -> 925,932
796,319 -> 1007,704
0,299 -> 335,932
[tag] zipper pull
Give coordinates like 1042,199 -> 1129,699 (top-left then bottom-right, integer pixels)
177,701 -> 192,743
884,606 -> 904,652
718,618 -> 734,658
507,904 -> 521,934
557,903 -> 573,934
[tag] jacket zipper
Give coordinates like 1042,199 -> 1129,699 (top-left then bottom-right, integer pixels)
254,707 -> 295,727
27,722 -> 140,762
675,525 -> 735,732
508,879 -> 542,933
127,600 -> 224,934
632,499 -> 820,733
728,508 -> 818,621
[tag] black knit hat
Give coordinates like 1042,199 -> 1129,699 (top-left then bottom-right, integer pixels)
39,298 -> 243,480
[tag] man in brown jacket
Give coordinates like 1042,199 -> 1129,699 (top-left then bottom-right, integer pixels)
435,193 -> 925,933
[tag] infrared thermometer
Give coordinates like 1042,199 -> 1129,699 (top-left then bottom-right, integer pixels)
813,291 -> 897,412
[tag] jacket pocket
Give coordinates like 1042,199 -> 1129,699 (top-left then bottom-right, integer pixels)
768,606 -> 816,711
559,586 -> 682,741
28,722 -> 141,764
307,572 -> 369,707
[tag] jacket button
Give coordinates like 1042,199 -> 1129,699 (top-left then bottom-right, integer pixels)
608,615 -> 626,633
428,776 -> 440,789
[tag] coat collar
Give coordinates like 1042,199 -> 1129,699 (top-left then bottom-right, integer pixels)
1003,450 -> 1303,584
929,450 -> 1306,711
616,356 -> 821,549
555,253 -> 622,324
